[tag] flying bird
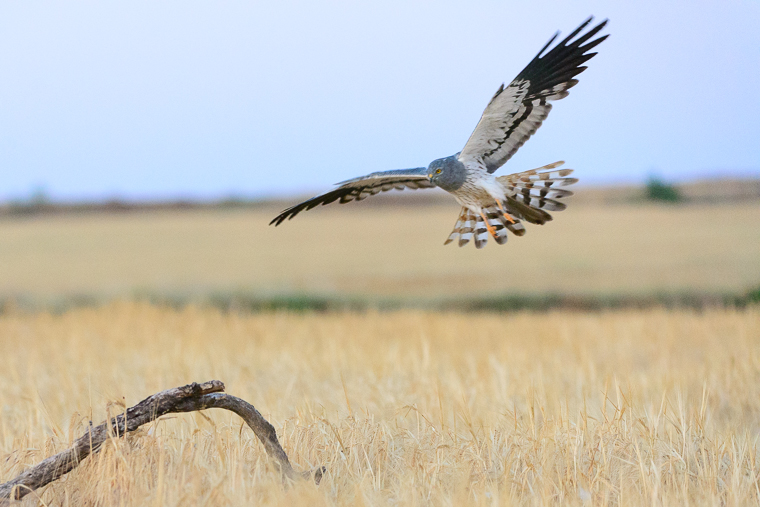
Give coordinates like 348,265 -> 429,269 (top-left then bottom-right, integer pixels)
271,17 -> 608,248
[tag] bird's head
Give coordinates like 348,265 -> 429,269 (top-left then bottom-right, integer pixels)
428,155 -> 467,192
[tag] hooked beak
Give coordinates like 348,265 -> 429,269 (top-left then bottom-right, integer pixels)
427,173 -> 433,181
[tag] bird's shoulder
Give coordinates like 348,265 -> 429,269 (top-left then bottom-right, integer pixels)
455,152 -> 489,177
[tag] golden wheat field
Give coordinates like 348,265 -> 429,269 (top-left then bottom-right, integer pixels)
1,200 -> 759,505
1,303 -> 760,505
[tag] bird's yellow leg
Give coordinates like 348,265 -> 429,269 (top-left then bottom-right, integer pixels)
495,200 -> 515,223
479,210 -> 498,239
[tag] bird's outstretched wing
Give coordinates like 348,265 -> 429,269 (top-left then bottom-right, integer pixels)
458,17 -> 608,173
270,167 -> 433,225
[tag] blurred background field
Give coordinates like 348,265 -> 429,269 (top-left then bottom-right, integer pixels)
1,180 -> 758,311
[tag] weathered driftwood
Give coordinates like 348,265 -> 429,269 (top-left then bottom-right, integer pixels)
0,381 -> 322,502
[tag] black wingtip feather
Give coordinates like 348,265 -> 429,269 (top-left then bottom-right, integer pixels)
571,19 -> 607,48
516,17 -> 609,100
579,34 -> 609,53
561,16 -> 594,45
536,32 -> 560,58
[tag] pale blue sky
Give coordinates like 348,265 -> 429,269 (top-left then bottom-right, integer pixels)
1,1 -> 758,202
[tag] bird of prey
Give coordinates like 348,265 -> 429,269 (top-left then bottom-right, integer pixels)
271,17 -> 608,249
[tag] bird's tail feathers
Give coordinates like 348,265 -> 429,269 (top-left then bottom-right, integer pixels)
445,205 -> 524,249
504,196 -> 553,225
445,162 -> 577,248
444,208 -> 475,247
498,161 -> 577,223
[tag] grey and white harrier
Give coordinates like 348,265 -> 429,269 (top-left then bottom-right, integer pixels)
271,17 -> 608,248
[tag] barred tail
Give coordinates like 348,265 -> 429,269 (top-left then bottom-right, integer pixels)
497,161 -> 577,224
444,208 -> 475,247
445,205 -> 525,249
445,162 -> 577,249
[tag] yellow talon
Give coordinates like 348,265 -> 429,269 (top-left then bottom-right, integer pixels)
479,211 -> 498,238
495,200 -> 515,223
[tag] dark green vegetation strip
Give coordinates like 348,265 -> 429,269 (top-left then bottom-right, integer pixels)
446,287 -> 760,312
2,286 -> 759,315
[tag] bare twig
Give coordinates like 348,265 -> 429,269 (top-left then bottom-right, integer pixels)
0,381 -> 322,502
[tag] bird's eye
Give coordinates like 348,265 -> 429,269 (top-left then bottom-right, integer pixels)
435,169 -> 442,174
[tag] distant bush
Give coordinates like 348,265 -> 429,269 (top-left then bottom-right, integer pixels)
5,186 -> 53,216
645,176 -> 682,202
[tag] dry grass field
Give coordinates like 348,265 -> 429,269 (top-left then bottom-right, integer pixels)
1,201 -> 759,302
1,198 -> 759,504
1,303 -> 759,505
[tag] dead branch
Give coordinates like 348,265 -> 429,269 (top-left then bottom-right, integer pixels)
0,380 -> 322,502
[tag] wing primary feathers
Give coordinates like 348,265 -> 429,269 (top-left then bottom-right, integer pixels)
534,32 -> 561,60
270,167 -> 432,226
517,17 -> 609,98
564,16 -> 595,40
458,17 -> 609,173
578,35 -> 608,54
572,20 -> 608,48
